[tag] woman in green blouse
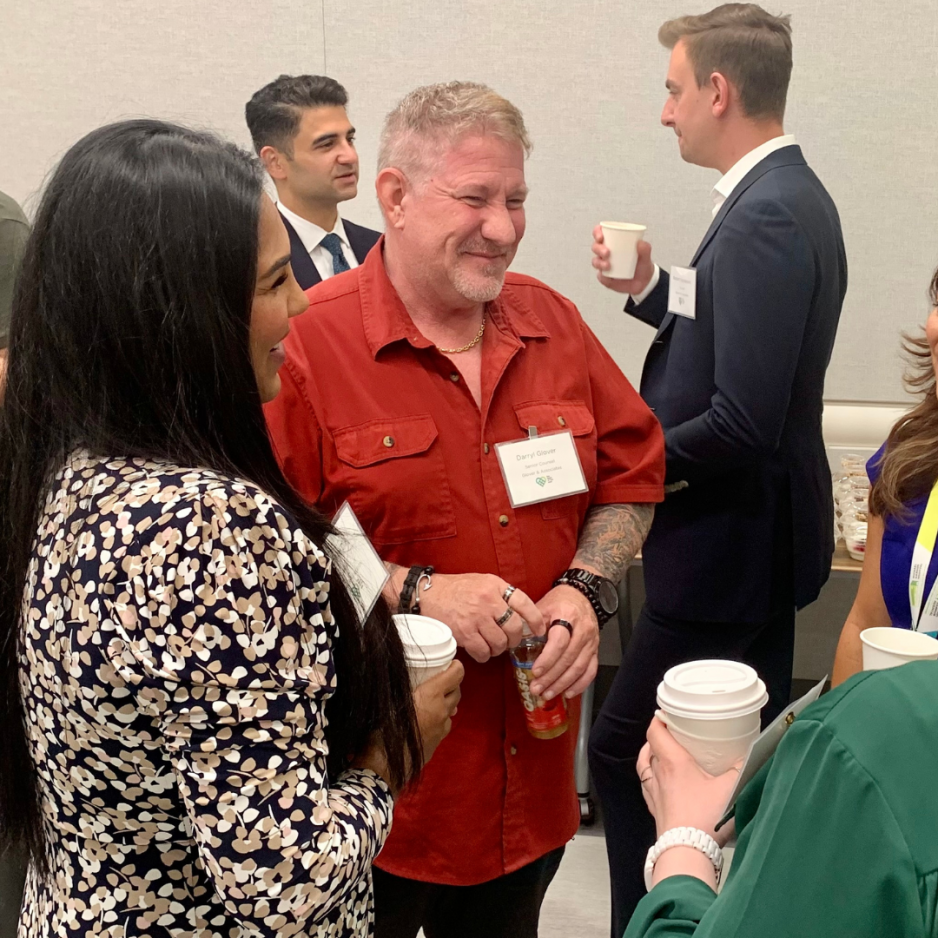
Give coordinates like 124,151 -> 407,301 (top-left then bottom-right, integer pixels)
626,660 -> 938,938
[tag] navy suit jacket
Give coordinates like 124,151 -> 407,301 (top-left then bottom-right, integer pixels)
279,212 -> 381,290
630,146 -> 847,622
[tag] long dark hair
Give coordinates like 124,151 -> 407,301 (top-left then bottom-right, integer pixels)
870,266 -> 938,520
0,120 -> 421,869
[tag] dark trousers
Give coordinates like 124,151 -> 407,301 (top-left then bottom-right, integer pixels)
373,847 -> 565,938
588,601 -> 795,938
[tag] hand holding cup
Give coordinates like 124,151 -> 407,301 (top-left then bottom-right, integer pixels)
592,224 -> 654,296
637,715 -> 741,843
413,659 -> 464,764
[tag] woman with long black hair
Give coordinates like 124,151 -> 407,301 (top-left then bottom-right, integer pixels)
0,119 -> 462,938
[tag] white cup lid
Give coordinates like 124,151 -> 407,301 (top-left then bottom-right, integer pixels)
393,614 -> 458,665
656,659 -> 768,720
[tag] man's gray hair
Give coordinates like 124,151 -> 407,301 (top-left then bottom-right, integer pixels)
378,81 -> 532,179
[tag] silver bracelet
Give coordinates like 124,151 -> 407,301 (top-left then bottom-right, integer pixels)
643,826 -> 723,892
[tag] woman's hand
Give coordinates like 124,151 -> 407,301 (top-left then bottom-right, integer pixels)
351,661 -> 464,795
636,716 -> 741,844
413,659 -> 464,765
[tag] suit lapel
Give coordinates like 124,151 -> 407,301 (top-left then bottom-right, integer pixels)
278,211 -> 321,290
345,220 -> 382,265
653,146 -> 806,342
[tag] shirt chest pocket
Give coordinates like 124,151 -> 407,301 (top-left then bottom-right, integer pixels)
512,400 -> 597,520
333,414 -> 457,547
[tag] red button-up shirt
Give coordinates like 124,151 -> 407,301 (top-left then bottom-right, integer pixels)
265,243 -> 664,885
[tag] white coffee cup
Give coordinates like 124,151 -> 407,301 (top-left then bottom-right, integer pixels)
393,614 -> 458,687
860,627 -> 938,671
599,222 -> 647,279
656,660 -> 768,776
657,712 -> 760,776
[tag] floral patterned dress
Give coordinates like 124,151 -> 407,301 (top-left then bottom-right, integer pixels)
17,451 -> 392,937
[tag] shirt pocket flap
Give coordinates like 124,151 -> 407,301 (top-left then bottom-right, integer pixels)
334,414 -> 439,468
513,400 -> 595,438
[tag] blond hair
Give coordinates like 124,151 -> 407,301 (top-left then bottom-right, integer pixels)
378,81 -> 531,180
659,3 -> 792,122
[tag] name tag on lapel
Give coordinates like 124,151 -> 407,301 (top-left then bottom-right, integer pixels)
668,266 -> 697,319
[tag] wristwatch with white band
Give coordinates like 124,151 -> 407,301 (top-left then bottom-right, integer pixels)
643,826 -> 724,892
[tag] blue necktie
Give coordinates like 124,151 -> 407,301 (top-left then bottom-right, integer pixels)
321,233 -> 351,276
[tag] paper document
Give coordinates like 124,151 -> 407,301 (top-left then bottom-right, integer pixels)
720,676 -> 827,821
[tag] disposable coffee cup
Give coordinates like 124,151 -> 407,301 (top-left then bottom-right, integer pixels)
393,614 -> 458,687
656,660 -> 768,776
658,712 -> 759,776
599,222 -> 647,279
860,627 -> 938,671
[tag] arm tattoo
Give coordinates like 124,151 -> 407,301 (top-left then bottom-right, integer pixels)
572,503 -> 654,583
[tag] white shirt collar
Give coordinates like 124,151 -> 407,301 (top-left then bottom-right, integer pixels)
711,134 -> 798,217
276,201 -> 350,255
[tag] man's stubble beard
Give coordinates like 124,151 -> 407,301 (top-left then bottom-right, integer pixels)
451,257 -> 508,304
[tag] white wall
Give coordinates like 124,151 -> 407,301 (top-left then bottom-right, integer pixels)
4,0 -> 938,403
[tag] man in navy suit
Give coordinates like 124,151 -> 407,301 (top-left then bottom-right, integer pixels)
246,75 -> 380,288
587,4 -> 847,932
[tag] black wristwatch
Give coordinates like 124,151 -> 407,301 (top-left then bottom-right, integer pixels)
553,568 -> 619,628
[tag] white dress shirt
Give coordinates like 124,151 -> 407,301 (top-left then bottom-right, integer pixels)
277,202 -> 359,281
710,133 -> 797,218
631,134 -> 798,305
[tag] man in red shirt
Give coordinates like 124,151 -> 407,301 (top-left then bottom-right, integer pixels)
265,81 -> 665,938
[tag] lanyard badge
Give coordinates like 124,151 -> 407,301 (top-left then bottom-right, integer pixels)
909,479 -> 938,634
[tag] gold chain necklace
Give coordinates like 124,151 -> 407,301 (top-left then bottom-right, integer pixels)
436,314 -> 486,354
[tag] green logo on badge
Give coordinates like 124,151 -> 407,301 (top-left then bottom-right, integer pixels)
536,476 -> 548,487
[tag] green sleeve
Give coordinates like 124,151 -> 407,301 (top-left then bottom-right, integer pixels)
623,876 -> 717,938
624,720 -> 925,938
0,216 -> 29,346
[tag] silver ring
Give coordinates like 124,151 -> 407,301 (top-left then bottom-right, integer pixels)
549,618 -> 574,636
502,585 -> 517,604
496,606 -> 515,627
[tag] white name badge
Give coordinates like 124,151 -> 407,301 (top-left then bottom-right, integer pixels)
668,265 -> 697,319
495,430 -> 589,508
325,502 -> 389,624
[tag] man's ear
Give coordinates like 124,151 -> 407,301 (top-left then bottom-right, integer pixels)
376,168 -> 409,230
709,71 -> 731,119
260,145 -> 289,181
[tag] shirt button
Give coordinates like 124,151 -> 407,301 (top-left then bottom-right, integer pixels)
383,436 -> 395,448
483,443 -> 490,454
450,372 -> 460,383
557,416 -> 567,427
498,514 -> 509,527
510,745 -> 518,756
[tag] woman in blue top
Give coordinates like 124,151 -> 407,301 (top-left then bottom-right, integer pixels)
833,266 -> 938,683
